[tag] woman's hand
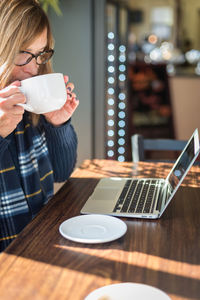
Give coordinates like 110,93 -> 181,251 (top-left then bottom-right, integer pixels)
43,75 -> 79,126
0,81 -> 26,138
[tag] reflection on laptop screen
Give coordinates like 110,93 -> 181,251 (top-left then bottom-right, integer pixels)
168,137 -> 195,191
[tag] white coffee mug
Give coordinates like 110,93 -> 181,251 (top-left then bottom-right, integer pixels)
17,73 -> 67,114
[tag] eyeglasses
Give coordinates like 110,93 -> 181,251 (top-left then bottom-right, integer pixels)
14,49 -> 54,66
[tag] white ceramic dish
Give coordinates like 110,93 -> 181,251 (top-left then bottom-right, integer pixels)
84,282 -> 171,300
59,214 -> 127,244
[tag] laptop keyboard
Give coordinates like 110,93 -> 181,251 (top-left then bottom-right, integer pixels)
113,179 -> 162,214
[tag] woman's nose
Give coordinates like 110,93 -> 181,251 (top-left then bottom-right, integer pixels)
23,58 -> 39,76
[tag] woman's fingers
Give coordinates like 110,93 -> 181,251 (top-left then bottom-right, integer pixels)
66,82 -> 75,92
0,92 -> 26,109
67,92 -> 77,102
63,75 -> 77,101
0,85 -> 20,98
63,75 -> 69,83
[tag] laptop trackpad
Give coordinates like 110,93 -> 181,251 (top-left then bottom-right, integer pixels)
92,188 -> 119,201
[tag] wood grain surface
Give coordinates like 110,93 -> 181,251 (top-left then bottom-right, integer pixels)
0,160 -> 200,300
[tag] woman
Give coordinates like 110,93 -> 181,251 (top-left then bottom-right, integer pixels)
0,0 -> 79,251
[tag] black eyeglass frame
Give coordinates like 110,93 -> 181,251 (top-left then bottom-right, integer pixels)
15,49 -> 54,66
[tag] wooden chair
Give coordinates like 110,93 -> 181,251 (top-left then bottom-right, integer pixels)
131,134 -> 187,163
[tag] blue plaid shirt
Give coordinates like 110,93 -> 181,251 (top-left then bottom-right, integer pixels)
0,112 -> 77,251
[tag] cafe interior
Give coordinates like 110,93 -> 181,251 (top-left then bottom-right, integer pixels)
50,0 -> 200,165
104,0 -> 200,162
1,1 -> 200,299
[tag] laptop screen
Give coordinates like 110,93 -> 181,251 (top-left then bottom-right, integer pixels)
168,136 -> 196,191
159,129 -> 200,217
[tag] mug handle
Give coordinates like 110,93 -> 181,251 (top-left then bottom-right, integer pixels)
17,86 -> 34,112
16,102 -> 34,112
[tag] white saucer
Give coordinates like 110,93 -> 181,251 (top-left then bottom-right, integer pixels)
59,214 -> 127,244
84,282 -> 171,300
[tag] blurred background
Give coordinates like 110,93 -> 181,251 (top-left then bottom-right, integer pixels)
49,0 -> 200,166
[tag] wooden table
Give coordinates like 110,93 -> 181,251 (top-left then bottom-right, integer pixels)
0,159 -> 200,300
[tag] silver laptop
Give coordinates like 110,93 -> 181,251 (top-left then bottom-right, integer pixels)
81,129 -> 200,219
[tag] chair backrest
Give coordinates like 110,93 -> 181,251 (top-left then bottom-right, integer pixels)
131,134 -> 187,163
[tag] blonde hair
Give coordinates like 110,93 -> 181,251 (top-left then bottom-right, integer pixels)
0,0 -> 54,124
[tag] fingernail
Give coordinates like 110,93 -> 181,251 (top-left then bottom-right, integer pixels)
68,92 -> 72,98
